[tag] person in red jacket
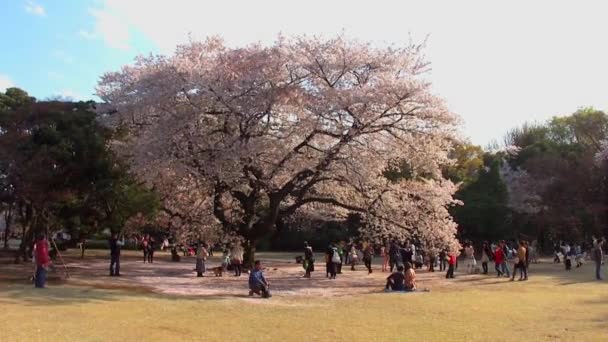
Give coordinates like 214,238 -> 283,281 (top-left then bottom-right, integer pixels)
494,244 -> 504,277
445,252 -> 456,279
34,234 -> 51,288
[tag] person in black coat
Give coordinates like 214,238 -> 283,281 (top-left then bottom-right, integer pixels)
109,232 -> 123,276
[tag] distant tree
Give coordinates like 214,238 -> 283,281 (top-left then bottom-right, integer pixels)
0,88 -> 158,260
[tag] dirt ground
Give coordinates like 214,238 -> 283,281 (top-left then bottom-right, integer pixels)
0,249 -> 595,298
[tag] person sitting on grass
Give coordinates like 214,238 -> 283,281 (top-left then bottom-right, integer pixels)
249,260 -> 271,298
385,265 -> 406,291
404,262 -> 417,291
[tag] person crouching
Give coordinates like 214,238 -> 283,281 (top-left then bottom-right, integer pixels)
249,260 -> 271,298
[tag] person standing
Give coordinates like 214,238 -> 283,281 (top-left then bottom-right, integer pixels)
481,242 -> 492,275
389,240 -> 399,272
79,235 -> 86,259
380,245 -> 389,272
34,234 -> 51,288
439,248 -> 447,271
445,251 -> 456,279
231,243 -> 244,277
147,236 -> 155,263
141,235 -> 149,263
464,242 -> 476,274
594,239 -> 604,280
363,244 -> 374,274
221,248 -> 231,273
349,245 -> 359,271
109,232 -> 123,276
500,241 -> 511,278
303,241 -> 315,278
511,240 -> 527,281
329,244 -> 340,279
336,242 -> 344,274
428,248 -> 437,272
195,242 -> 209,277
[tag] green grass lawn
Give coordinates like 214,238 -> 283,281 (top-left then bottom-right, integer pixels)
1,256 -> 607,341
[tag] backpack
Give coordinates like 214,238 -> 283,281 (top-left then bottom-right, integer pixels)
332,251 -> 341,263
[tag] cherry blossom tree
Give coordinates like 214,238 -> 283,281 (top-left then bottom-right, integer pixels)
97,35 -> 462,263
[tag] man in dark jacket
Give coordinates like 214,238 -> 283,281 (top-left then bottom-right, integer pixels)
109,232 -> 123,276
595,239 -> 604,280
389,241 -> 399,272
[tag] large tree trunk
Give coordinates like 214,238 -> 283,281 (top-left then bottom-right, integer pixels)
243,239 -> 256,270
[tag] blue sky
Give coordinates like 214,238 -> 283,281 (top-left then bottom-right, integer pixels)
0,0 -> 157,101
1,0 -> 606,145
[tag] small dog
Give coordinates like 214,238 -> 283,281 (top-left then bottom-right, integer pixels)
210,266 -> 223,277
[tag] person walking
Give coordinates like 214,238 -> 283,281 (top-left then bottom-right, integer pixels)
325,244 -> 333,278
494,243 -> 504,277
231,243 -> 244,277
303,241 -> 315,278
34,234 -> 51,288
594,239 -> 604,280
109,232 -> 123,276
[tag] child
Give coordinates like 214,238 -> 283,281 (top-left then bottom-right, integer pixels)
380,246 -> 388,272
404,262 -> 417,291
221,249 -> 231,272
446,252 -> 456,279
415,253 -> 424,269
565,250 -> 573,271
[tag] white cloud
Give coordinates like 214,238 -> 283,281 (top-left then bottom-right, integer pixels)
0,74 -> 15,91
92,0 -> 608,144
52,50 -> 75,64
55,89 -> 86,101
88,7 -> 130,50
78,29 -> 97,40
25,1 -> 46,17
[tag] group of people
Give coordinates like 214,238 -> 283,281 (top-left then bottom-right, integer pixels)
192,241 -> 246,277
30,232 -> 606,296
554,239 -> 606,280
451,240 -> 531,281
